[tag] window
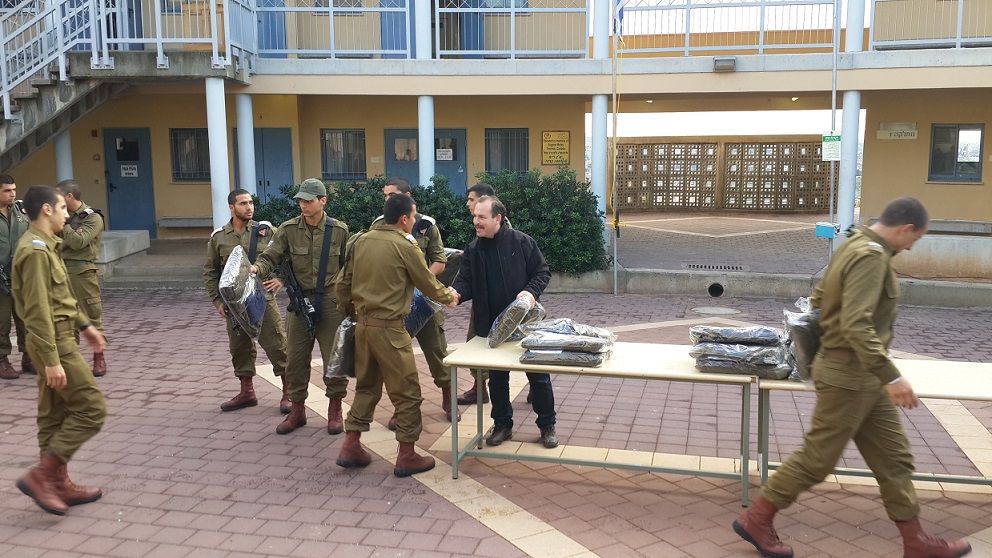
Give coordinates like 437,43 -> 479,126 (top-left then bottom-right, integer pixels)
170,128 -> 210,181
929,124 -> 984,182
485,128 -> 528,175
483,0 -> 528,8
321,129 -> 367,181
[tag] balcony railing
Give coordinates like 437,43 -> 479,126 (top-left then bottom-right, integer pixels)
435,0 -> 589,59
615,0 -> 838,56
870,0 -> 992,49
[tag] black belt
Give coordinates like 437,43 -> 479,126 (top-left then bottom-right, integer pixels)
820,347 -> 859,364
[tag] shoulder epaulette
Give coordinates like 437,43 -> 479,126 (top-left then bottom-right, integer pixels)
404,233 -> 417,245
867,241 -> 884,251
81,208 -> 94,217
419,215 -> 436,226
31,238 -> 46,249
210,226 -> 224,238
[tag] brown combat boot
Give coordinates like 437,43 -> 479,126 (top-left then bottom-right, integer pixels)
732,496 -> 794,558
21,353 -> 36,375
457,381 -> 489,405
16,450 -> 68,515
394,442 -> 435,477
335,431 -> 372,468
387,415 -> 398,431
55,463 -> 102,506
326,398 -> 343,435
92,352 -> 107,377
0,356 -> 18,380
441,389 -> 461,422
278,377 -> 291,414
276,401 -> 307,434
897,517 -> 972,558
220,377 -> 258,412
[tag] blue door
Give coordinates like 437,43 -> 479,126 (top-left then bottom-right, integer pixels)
257,0 -> 287,58
384,129 -> 468,195
233,127 -> 294,204
103,128 -> 156,237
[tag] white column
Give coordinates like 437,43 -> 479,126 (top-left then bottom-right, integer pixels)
206,78 -> 231,229
838,91 -> 861,231
592,95 -> 608,224
414,0 -> 430,60
593,0 -> 609,59
236,94 -> 257,196
54,131 -> 73,182
837,0 -> 866,231
418,96 -> 435,187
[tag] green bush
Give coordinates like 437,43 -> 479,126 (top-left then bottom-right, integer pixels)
252,169 -> 608,275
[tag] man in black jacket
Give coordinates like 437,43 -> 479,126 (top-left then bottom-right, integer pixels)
451,196 -> 558,448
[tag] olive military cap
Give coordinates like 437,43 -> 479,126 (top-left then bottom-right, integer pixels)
294,178 -> 327,201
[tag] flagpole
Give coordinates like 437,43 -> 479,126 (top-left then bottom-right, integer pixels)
611,0 -> 621,296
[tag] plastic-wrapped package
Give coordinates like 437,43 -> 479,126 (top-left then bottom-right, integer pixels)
436,248 -> 462,287
688,325 -> 784,346
520,318 -> 618,343
519,349 -> 609,367
325,318 -> 356,379
783,297 -> 822,381
688,342 -> 788,366
694,357 -> 792,380
488,297 -> 532,347
406,288 -> 444,337
219,245 -> 265,338
523,302 -> 546,325
520,331 -> 612,354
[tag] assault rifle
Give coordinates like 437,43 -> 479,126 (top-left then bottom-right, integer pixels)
282,262 -> 318,337
0,263 -> 10,296
223,303 -> 241,333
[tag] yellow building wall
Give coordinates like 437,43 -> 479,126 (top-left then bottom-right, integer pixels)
861,89 -> 992,222
11,91 -> 582,239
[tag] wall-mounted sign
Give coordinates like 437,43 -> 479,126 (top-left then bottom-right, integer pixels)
877,122 -> 918,140
436,148 -> 453,161
821,132 -> 841,162
542,131 -> 570,165
121,164 -> 138,177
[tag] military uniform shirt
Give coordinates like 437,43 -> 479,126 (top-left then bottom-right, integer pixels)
254,215 -> 348,292
61,201 -> 104,264
204,220 -> 276,309
336,223 -> 453,321
812,226 -> 901,384
0,203 -> 28,270
12,226 -> 89,367
371,213 -> 446,267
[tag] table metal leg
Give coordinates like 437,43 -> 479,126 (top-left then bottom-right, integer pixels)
758,389 -> 769,486
451,366 -> 459,479
477,375 -> 485,449
740,383 -> 751,507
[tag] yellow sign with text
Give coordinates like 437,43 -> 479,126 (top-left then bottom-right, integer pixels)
542,131 -> 570,165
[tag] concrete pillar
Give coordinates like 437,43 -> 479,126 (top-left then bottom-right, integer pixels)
206,78 -> 231,229
54,131 -> 73,182
236,94 -> 257,196
415,0 -> 430,59
593,0 -> 609,59
418,96 -> 435,187
837,0 -> 866,230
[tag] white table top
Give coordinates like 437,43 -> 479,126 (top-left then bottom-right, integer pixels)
444,337 -> 755,386
759,357 -> 992,401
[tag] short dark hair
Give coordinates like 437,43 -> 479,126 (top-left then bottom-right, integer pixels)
878,197 -> 929,230
57,179 -> 81,201
228,189 -> 251,205
467,183 -> 495,197
476,195 -> 506,222
23,185 -> 60,221
0,174 -> 14,187
384,193 -> 415,225
384,176 -> 411,194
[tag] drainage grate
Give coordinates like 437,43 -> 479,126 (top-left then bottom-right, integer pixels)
684,263 -> 746,271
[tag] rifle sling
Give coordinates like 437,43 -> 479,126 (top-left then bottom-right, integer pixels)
247,222 -> 260,263
313,216 -> 335,312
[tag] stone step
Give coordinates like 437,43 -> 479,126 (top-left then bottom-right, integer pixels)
111,261 -> 203,277
103,276 -> 204,290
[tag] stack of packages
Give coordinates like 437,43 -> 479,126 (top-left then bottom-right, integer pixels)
219,245 -> 266,338
518,318 -> 616,367
688,325 -> 791,379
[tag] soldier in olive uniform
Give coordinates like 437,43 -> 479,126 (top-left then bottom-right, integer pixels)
57,180 -> 108,377
335,194 -> 458,477
251,179 -> 350,436
14,185 -> 107,516
371,177 -> 460,428
0,174 -> 31,380
204,189 -> 290,414
734,197 -> 971,558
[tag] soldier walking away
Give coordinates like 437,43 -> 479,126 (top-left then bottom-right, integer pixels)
204,189 -> 290,414
372,177 -> 461,428
14,185 -> 107,516
57,180 -> 108,377
0,174 -> 30,380
733,197 -> 971,558
252,179 -> 351,436
335,193 -> 458,477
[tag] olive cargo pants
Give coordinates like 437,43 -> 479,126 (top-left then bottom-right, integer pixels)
284,294 -> 347,402
66,266 -> 104,335
228,295 -> 288,378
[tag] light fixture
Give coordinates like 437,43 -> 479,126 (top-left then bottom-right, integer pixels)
645,99 -> 653,103
791,96 -> 799,102
713,56 -> 736,72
